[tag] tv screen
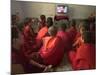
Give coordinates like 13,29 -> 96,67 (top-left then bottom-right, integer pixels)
57,5 -> 68,14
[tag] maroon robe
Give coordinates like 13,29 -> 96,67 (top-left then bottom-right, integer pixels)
22,25 -> 36,59
57,30 -> 72,51
67,27 -> 77,44
39,36 -> 64,66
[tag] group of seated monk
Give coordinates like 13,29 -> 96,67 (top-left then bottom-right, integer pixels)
11,14 -> 96,73
68,20 -> 95,70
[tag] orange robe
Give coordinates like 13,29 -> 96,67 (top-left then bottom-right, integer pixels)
39,36 -> 64,66
38,21 -> 46,30
36,26 -> 48,48
36,26 -> 48,40
70,44 -> 96,70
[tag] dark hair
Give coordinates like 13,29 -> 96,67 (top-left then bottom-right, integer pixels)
82,20 -> 90,31
90,22 -> 95,31
40,15 -> 46,20
70,19 -> 76,27
12,15 -> 16,21
11,26 -> 19,39
59,23 -> 67,31
11,15 -> 17,25
47,17 -> 53,27
82,31 -> 92,43
24,18 -> 32,26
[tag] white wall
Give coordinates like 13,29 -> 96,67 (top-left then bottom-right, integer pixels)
20,2 -> 56,19
11,1 -> 96,20
11,0 -> 25,21
67,4 -> 96,19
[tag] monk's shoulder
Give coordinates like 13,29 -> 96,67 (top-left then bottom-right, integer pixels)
56,36 -> 62,39
56,36 -> 63,43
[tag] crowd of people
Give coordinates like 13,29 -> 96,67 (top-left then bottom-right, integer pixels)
11,13 -> 96,73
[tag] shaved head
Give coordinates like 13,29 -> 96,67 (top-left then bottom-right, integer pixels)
48,26 -> 57,36
47,17 -> 53,27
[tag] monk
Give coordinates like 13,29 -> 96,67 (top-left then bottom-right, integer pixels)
68,20 -> 92,67
38,15 -> 46,30
73,20 -> 90,49
68,31 -> 96,70
57,23 -> 72,51
36,17 -> 53,48
12,33 -> 24,64
88,12 -> 96,24
88,12 -> 96,44
67,19 -> 77,44
11,14 -> 21,64
11,24 -> 19,64
90,22 -> 96,44
22,26 -> 64,73
39,26 -> 64,66
22,18 -> 36,58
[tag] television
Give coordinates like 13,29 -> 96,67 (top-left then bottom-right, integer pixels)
56,5 -> 68,14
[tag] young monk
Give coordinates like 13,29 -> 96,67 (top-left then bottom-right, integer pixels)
68,20 -> 91,66
12,30 -> 24,64
67,19 -> 77,44
90,21 -> 96,44
11,14 -> 21,63
38,15 -> 46,30
88,12 -> 96,24
57,23 -> 72,51
68,31 -> 96,70
73,20 -> 90,49
36,17 -> 53,48
22,26 -> 64,73
39,26 -> 64,66
22,18 -> 36,57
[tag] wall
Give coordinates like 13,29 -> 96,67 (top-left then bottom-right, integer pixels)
20,2 -> 56,19
11,0 -> 25,21
11,1 -> 96,20
67,4 -> 96,19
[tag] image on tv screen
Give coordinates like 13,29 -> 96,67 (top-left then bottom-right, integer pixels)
57,5 -> 67,14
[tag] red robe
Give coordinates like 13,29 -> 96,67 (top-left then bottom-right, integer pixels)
23,25 -> 35,41
67,27 -> 77,44
22,25 -> 36,58
57,31 -> 72,51
39,36 -> 64,66
70,43 -> 96,70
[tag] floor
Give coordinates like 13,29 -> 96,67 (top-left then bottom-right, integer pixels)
11,54 -> 72,74
51,54 -> 72,72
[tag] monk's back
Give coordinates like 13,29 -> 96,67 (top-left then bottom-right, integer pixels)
76,43 -> 96,69
57,31 -> 71,50
39,36 -> 64,66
